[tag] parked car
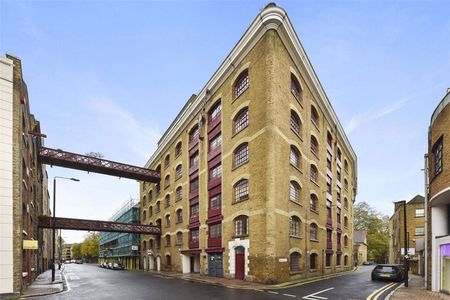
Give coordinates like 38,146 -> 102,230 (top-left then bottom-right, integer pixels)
108,262 -> 113,269
75,259 -> 83,264
71,259 -> 76,263
363,261 -> 375,265
112,263 -> 124,270
64,260 -> 71,264
371,264 -> 405,282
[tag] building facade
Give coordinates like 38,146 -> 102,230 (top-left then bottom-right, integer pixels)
427,89 -> 450,293
139,4 -> 357,283
63,243 -> 72,262
353,231 -> 367,265
0,54 -> 49,296
99,199 -> 141,270
389,195 -> 425,275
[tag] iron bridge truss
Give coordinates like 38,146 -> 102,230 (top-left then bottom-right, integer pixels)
38,216 -> 161,235
39,147 -> 160,182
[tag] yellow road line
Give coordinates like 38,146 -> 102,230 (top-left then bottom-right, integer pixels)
366,282 -> 396,300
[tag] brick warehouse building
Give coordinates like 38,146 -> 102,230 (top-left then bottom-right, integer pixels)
139,4 -> 357,283
427,88 -> 450,293
0,55 -> 50,296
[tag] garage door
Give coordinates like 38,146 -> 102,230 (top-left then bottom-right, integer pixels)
208,253 -> 223,277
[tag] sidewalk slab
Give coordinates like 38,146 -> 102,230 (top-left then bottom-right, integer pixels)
20,268 -> 64,298
389,275 -> 450,300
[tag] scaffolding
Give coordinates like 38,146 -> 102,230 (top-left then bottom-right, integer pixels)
99,199 -> 141,269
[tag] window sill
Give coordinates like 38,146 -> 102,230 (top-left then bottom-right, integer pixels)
311,120 -> 320,132
232,198 -> 249,205
310,239 -> 319,243
311,150 -> 320,160
290,163 -> 302,173
175,199 -> 182,202
292,91 -> 303,108
310,179 -> 320,188
175,153 -> 182,159
325,266 -> 332,269
290,235 -> 303,240
289,200 -> 302,207
291,128 -> 303,141
310,209 -> 319,215
289,271 -> 302,275
232,160 -> 249,171
232,125 -> 248,139
232,234 -> 249,239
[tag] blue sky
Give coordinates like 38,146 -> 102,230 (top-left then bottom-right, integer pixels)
1,0 -> 449,243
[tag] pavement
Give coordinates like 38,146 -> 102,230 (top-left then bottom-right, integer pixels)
388,274 -> 450,300
20,267 -> 64,298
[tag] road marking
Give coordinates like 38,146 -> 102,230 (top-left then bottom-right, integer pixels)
302,287 -> 334,299
282,293 -> 297,298
366,282 -> 396,300
268,291 -> 280,294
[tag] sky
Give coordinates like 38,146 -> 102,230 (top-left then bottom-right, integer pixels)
1,0 -> 449,243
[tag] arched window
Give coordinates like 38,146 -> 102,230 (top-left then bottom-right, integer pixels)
337,148 -> 342,161
310,223 -> 318,240
165,234 -> 171,247
175,141 -> 182,157
310,164 -> 318,183
149,206 -> 153,217
189,124 -> 200,142
164,154 -> 170,169
290,145 -> 301,168
290,181 -> 300,203
149,190 -> 153,203
344,255 -> 348,266
233,69 -> 249,99
234,143 -> 248,168
290,216 -> 300,237
310,253 -> 318,270
290,110 -> 301,136
311,135 -> 319,156
234,215 -> 248,236
344,160 -> 349,173
142,195 -> 146,207
234,179 -> 249,202
165,214 -> 171,227
156,201 -> 161,213
344,197 -> 349,209
156,218 -> 161,228
164,175 -> 170,188
143,240 -> 147,251
344,216 -> 348,228
209,101 -> 222,122
143,210 -> 147,220
327,131 -> 333,148
344,179 -> 348,191
291,74 -> 301,101
165,194 -> 171,208
311,105 -> 319,127
175,164 -> 182,180
176,232 -> 183,245
176,186 -> 183,201
166,255 -> 171,266
344,235 -> 348,247
310,194 -> 318,211
233,108 -> 249,134
176,209 -> 183,223
290,252 -> 301,273
149,239 -> 154,249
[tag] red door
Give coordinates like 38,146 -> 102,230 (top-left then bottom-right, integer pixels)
235,247 -> 245,280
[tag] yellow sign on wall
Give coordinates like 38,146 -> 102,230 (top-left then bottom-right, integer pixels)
23,240 -> 38,249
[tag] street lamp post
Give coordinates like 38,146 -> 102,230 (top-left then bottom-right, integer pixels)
399,200 -> 409,287
51,176 -> 80,282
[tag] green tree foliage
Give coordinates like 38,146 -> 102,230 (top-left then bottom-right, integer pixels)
71,243 -> 82,259
354,202 -> 390,263
81,232 -> 99,261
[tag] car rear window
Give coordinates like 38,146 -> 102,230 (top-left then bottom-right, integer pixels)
376,266 -> 394,272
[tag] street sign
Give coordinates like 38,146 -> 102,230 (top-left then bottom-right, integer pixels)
23,240 -> 38,249
131,245 -> 138,251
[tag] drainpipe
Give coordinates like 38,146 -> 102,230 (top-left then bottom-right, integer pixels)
424,154 -> 429,288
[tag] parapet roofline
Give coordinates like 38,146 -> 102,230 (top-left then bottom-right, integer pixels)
430,88 -> 450,127
145,3 -> 357,170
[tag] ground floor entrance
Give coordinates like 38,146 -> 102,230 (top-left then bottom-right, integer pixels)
181,253 -> 200,274
235,246 -> 245,280
208,253 -> 223,277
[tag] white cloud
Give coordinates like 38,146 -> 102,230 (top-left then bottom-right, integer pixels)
345,98 -> 409,133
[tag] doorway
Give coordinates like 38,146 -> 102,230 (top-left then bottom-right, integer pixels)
235,246 -> 245,280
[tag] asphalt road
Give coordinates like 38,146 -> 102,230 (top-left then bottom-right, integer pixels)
36,264 -> 400,300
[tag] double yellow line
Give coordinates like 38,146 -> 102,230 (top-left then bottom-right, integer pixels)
366,282 -> 399,300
